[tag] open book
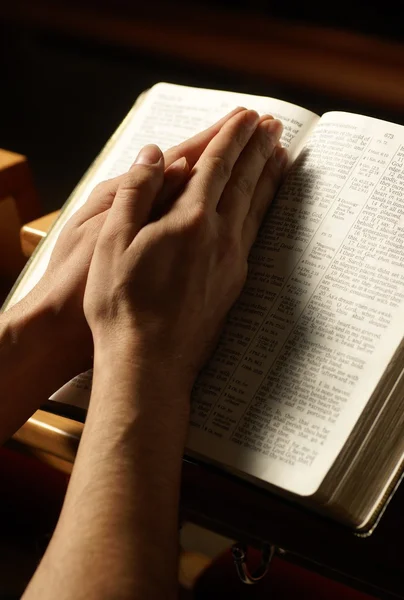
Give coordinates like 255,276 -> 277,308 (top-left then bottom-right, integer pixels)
5,83 -> 404,531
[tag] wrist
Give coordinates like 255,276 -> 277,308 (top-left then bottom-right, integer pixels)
35,272 -> 93,358
91,337 -> 191,417
0,288 -> 91,429
5,285 -> 90,380
93,331 -> 194,400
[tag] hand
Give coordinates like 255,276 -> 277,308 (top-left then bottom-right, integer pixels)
29,108 -> 244,367
84,109 -> 287,395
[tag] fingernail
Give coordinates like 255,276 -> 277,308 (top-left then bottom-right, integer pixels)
264,118 -> 283,140
244,110 -> 260,128
274,146 -> 288,168
166,156 -> 189,174
259,114 -> 274,123
135,144 -> 162,165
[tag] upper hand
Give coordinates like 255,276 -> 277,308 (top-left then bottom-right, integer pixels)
28,109 -> 243,366
84,109 -> 287,395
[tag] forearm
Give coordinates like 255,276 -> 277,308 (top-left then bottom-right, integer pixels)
24,341 -> 190,600
0,288 -> 89,443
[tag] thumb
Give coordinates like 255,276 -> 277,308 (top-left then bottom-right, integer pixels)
101,144 -> 165,250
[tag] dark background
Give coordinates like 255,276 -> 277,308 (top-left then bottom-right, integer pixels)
0,3 -> 403,597
1,1 -> 403,215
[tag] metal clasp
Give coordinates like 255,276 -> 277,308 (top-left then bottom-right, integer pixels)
231,542 -> 275,584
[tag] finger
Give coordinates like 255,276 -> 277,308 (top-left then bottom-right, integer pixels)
178,109 -> 260,211
73,176 -> 121,225
76,109 -> 244,225
75,108 -> 246,227
242,144 -> 288,254
150,156 -> 190,220
75,152 -> 188,226
164,106 -> 245,170
101,144 -> 165,249
217,117 -> 283,229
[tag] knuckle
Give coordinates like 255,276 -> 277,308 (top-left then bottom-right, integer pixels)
122,171 -> 149,193
169,206 -> 209,243
234,124 -> 250,149
185,205 -> 209,236
120,166 -> 161,196
92,179 -> 112,197
233,173 -> 255,198
256,137 -> 273,160
234,112 -> 257,147
204,155 -> 232,182
97,223 -> 123,250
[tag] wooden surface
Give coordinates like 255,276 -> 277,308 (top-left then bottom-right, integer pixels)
11,212 -> 404,598
20,211 -> 59,258
1,1 -> 404,113
11,407 -> 404,599
0,149 -> 40,278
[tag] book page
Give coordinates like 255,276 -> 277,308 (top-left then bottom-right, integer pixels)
188,111 -> 404,496
5,82 -> 317,307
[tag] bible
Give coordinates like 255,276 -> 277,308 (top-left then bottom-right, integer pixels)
4,82 -> 404,532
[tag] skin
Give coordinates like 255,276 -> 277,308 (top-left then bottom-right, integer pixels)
0,107 -> 244,444
0,108 -> 287,599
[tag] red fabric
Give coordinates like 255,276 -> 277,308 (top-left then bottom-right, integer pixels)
195,548 -> 378,599
0,446 -> 68,535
